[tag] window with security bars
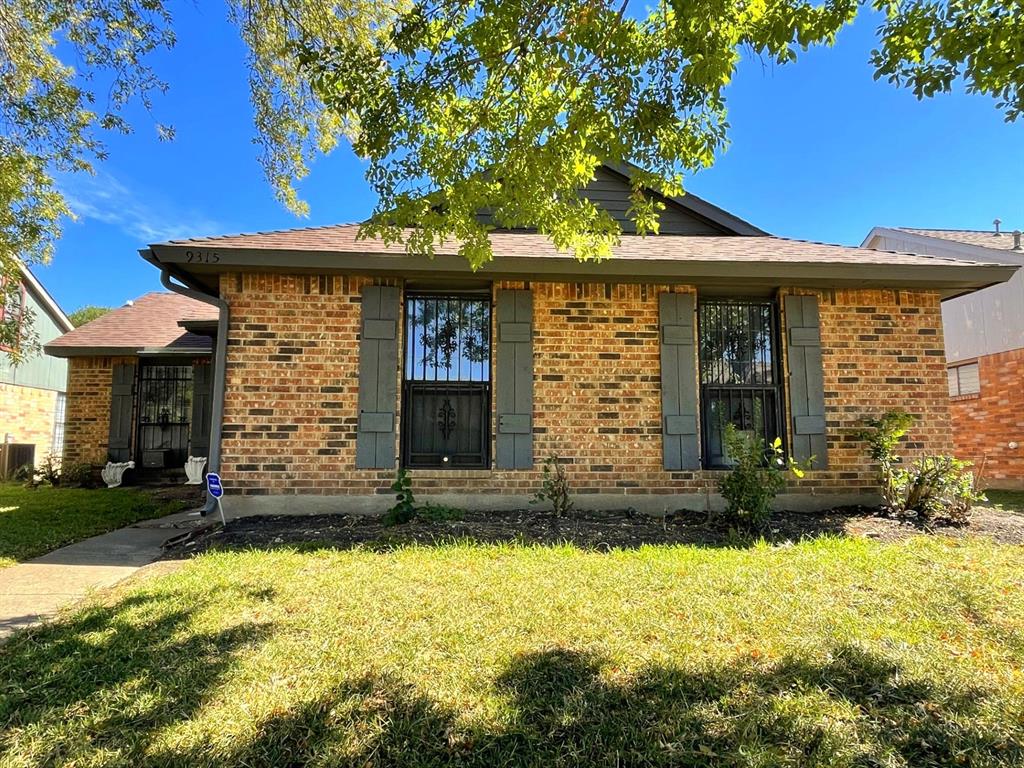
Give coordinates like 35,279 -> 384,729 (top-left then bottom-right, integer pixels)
698,299 -> 784,468
947,362 -> 980,397
402,293 -> 491,468
137,363 -> 193,468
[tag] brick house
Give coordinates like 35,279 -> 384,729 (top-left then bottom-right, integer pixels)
1,264 -> 73,472
48,168 -> 1015,512
46,293 -> 217,474
863,225 -> 1024,488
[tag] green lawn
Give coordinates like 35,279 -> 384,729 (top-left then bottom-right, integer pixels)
1,536 -> 1022,766
979,490 -> 1024,516
0,484 -> 186,568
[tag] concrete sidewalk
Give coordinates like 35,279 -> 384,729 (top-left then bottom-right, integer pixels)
0,509 -> 206,640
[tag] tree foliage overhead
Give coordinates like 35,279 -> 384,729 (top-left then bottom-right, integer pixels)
300,0 -> 1024,268
0,0 -> 1022,353
68,305 -> 113,328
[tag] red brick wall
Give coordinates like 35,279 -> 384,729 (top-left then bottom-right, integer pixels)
949,348 -> 1024,488
218,274 -> 952,501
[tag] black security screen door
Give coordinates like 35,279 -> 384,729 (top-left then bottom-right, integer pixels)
402,293 -> 491,468
698,299 -> 784,468
136,363 -> 193,469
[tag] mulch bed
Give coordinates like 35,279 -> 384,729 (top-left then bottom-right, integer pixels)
168,504 -> 1024,557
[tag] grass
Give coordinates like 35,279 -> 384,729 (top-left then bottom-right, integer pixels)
1,535 -> 1023,766
978,490 -> 1024,516
0,483 -> 186,568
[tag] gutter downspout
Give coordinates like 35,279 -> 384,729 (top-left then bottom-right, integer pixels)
141,249 -> 228,516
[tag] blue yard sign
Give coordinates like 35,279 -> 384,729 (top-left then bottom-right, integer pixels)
207,472 -> 224,498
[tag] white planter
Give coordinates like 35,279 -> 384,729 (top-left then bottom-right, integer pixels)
102,461 -> 134,488
184,456 -> 207,485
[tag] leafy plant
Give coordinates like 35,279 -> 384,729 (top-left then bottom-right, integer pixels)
856,410 -> 916,509
532,455 -> 574,517
383,468 -> 417,526
417,503 -> 464,523
383,470 -> 465,526
61,462 -> 95,488
857,412 -> 984,524
892,456 -> 984,525
718,425 -> 808,532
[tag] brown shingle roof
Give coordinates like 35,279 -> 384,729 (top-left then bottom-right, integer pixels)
898,228 -> 1024,253
160,224 -> 1001,268
46,292 -> 216,356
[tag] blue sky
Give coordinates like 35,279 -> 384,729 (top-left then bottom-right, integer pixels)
39,3 -> 1023,314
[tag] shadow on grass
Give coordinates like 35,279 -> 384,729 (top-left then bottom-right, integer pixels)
6,614 -> 1019,767
0,590 -> 272,764
205,647 -> 1021,767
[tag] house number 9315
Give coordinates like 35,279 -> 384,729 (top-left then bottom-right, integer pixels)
185,250 -> 221,264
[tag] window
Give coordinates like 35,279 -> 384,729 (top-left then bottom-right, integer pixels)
51,393 -> 67,457
698,298 -> 784,468
402,293 -> 491,468
948,362 -> 980,397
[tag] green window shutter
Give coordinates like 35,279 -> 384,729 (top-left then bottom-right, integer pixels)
108,362 -> 135,462
356,285 -> 400,469
784,294 -> 828,469
495,289 -> 533,469
659,292 -> 699,470
190,362 -> 213,458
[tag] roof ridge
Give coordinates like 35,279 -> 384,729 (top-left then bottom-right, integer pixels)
898,226 -> 1014,235
164,222 -> 362,245
769,234 -> 981,266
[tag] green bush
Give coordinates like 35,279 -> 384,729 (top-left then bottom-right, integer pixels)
383,468 -> 417,525
718,425 -> 808,532
417,502 -> 464,522
856,410 -> 915,509
532,455 -> 574,517
858,411 -> 983,524
893,455 -> 984,525
383,469 -> 465,525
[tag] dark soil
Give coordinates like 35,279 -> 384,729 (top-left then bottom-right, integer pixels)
168,504 -> 1024,557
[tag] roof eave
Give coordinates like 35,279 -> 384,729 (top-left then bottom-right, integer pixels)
148,243 -> 1017,294
44,343 -> 213,359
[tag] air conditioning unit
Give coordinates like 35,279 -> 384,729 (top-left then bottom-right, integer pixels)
0,443 -> 36,479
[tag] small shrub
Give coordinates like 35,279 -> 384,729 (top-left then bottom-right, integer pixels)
532,455 -> 574,517
856,410 -> 915,508
417,503 -> 464,522
34,453 -> 62,486
12,463 -> 34,484
718,425 -> 808,532
384,468 -> 416,526
858,411 -> 984,524
61,462 -> 95,488
893,455 -> 984,525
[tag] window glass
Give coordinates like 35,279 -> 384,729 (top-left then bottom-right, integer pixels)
698,299 -> 783,468
948,362 -> 980,397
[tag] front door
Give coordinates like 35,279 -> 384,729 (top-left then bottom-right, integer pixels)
136,362 -> 193,469
401,293 -> 491,468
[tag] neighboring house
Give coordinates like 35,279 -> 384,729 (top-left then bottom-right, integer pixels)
862,225 -> 1024,488
47,166 -> 1016,512
1,264 -> 73,469
45,293 -> 217,473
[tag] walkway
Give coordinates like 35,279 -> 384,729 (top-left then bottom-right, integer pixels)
0,509 -> 205,640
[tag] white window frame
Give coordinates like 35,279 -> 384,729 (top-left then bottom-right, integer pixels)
947,362 -> 980,398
